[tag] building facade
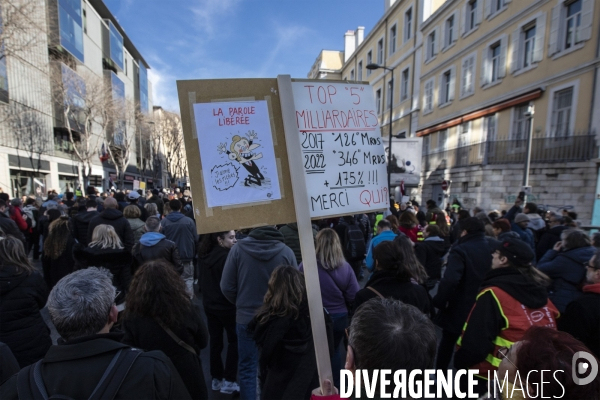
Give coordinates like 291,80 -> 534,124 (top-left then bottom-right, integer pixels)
322,0 -> 600,223
0,0 -> 161,197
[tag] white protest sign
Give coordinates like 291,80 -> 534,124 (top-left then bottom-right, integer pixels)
290,82 -> 389,218
193,100 -> 282,208
389,137 -> 423,186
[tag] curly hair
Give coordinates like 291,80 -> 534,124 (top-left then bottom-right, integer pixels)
124,260 -> 191,328
255,266 -> 305,324
44,216 -> 71,260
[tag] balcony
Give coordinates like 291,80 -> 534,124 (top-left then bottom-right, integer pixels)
423,133 -> 598,171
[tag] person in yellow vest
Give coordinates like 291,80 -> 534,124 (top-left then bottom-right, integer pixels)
454,237 -> 559,396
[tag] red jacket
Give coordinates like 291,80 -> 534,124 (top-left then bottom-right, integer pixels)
9,206 -> 28,232
398,225 -> 419,243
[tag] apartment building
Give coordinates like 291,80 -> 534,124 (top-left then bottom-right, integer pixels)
307,50 -> 345,80
0,0 -> 161,197
319,0 -> 600,223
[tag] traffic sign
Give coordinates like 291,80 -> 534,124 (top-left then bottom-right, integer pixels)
442,180 -> 449,191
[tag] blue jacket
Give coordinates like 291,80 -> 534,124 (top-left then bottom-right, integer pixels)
511,222 -> 536,255
366,230 -> 397,271
537,246 -> 595,313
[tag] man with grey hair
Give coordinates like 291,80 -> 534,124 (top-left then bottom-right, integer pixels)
0,268 -> 191,399
132,217 -> 184,274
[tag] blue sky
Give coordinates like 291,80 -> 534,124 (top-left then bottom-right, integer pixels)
104,0 -> 383,112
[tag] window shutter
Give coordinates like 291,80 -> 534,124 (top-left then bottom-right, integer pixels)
510,28 -> 520,73
481,51 -> 489,86
461,2 -> 467,36
580,0 -> 594,41
435,26 -> 440,54
485,0 -> 492,19
476,0 -> 484,25
449,67 -> 456,101
422,85 -> 427,111
441,22 -> 447,51
453,11 -> 459,44
533,13 -> 546,62
461,59 -> 468,96
548,5 -> 560,56
499,35 -> 508,78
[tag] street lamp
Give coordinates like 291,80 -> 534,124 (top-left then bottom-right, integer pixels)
367,63 -> 394,192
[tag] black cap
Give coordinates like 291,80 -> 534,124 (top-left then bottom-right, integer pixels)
152,189 -> 159,195
492,237 -> 534,266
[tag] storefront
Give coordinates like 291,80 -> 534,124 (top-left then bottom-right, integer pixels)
8,155 -> 51,198
58,163 -> 79,194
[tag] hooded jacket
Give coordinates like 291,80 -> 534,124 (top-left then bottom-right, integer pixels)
433,232 -> 493,334
87,208 -> 134,251
0,266 -> 51,368
160,212 -> 197,262
70,210 -> 99,246
414,236 -> 450,282
198,245 -> 236,311
279,223 -> 317,264
127,218 -> 145,243
537,246 -> 595,312
132,232 -> 183,274
559,283 -> 600,357
527,212 -> 546,232
454,267 -> 555,370
220,226 -> 297,324
73,244 -> 132,304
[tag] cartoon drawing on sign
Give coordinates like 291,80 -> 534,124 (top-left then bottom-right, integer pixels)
385,147 -> 406,174
217,130 -> 270,188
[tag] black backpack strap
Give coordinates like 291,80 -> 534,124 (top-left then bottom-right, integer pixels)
88,349 -> 142,400
16,360 -> 48,400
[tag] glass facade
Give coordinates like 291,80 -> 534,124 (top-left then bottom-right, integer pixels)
0,12 -> 8,103
61,63 -> 86,130
109,21 -> 124,70
58,0 -> 84,62
110,72 -> 125,145
139,62 -> 149,113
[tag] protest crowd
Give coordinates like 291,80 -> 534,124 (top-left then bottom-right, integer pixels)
0,186 -> 599,400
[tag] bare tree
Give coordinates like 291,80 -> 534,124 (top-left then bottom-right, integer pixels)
154,109 -> 188,186
50,60 -> 116,188
0,0 -> 42,63
104,98 -> 140,190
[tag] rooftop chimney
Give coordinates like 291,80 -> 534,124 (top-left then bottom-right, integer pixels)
384,0 -> 397,12
355,26 -> 365,48
344,30 -> 356,62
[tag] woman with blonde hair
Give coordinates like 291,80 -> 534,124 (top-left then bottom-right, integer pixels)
73,224 -> 132,305
0,235 -> 52,368
299,228 -> 358,388
124,205 -> 145,243
251,266 -> 328,400
42,216 -> 76,289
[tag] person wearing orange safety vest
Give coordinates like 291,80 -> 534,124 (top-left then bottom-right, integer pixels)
454,237 -> 559,396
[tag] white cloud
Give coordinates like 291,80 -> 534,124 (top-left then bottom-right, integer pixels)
191,0 -> 241,37
147,60 -> 179,112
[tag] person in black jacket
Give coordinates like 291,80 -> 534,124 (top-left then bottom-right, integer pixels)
198,230 -> 239,394
414,224 -> 450,291
70,199 -> 99,246
0,267 -> 191,400
132,217 -> 183,274
353,240 -> 430,315
126,191 -> 148,222
432,217 -> 492,370
0,200 -> 25,245
536,215 -> 569,261
87,197 -> 134,252
0,236 -> 51,368
74,224 -> 132,306
123,260 -> 208,399
42,216 -> 76,290
147,189 -> 164,216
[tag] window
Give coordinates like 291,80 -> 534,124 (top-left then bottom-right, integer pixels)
511,104 -> 529,148
423,135 -> 430,155
358,61 -> 363,81
376,89 -> 382,114
389,25 -> 397,54
481,35 -> 507,86
483,114 -> 497,156
488,0 -> 506,17
0,11 -> 8,103
461,53 -> 476,97
423,78 -> 434,113
110,72 -> 126,145
367,51 -> 372,76
58,0 -> 84,62
404,8 -> 413,42
469,0 -> 478,31
108,21 -> 124,70
523,26 -> 536,68
511,15 -> 545,73
445,16 -> 454,48
387,79 -> 393,109
426,29 -> 437,61
549,0 -> 594,56
441,71 -> 451,105
125,58 -> 128,76
438,129 -> 448,151
139,62 -> 148,113
458,122 -> 470,165
551,87 -> 573,139
401,68 -> 409,101
350,69 -> 355,80
377,39 -> 384,64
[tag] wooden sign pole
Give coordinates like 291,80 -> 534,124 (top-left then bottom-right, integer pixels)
277,74 -> 333,389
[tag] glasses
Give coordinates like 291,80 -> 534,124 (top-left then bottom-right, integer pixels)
497,346 -> 517,369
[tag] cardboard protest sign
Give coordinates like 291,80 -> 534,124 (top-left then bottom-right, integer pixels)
193,101 -> 282,207
290,81 -> 389,217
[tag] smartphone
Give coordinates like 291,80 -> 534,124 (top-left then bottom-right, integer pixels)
518,191 -> 525,201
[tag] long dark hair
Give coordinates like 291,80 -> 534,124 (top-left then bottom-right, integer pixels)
44,216 -> 71,260
124,260 -> 191,328
198,231 -> 229,257
394,235 -> 428,284
255,266 -> 305,324
0,236 -> 34,275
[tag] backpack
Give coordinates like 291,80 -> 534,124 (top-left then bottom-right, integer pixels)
16,348 -> 142,400
343,219 -> 366,261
